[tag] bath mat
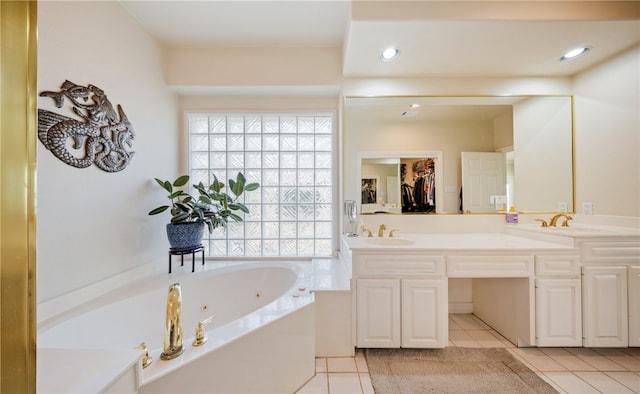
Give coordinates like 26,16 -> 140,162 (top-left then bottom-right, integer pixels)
364,347 -> 558,394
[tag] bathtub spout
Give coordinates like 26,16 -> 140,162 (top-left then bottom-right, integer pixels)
160,283 -> 185,360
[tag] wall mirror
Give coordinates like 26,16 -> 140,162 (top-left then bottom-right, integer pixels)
345,96 -> 574,214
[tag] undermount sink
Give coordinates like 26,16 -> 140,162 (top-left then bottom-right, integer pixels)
364,237 -> 415,246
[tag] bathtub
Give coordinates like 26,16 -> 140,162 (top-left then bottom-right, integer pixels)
38,261 -> 316,393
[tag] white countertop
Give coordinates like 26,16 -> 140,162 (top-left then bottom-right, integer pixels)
344,232 -> 576,252
506,223 -> 640,239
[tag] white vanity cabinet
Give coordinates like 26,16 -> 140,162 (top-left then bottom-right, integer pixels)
353,253 -> 447,348
629,266 -> 640,347
582,266 -> 628,347
535,255 -> 582,347
580,239 -> 640,347
356,278 -> 400,347
345,233 -> 583,350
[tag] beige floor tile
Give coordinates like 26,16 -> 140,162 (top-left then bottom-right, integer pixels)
574,371 -> 636,394
310,313 -> 640,394
620,348 -> 640,359
507,348 -> 539,371
315,357 -> 327,372
354,351 -> 368,372
468,314 -> 492,329
329,373 -> 363,394
327,357 -> 358,373
605,371 -> 640,393
450,313 -> 490,330
296,373 -> 328,394
489,329 -> 516,348
543,371 -> 600,393
540,348 -> 599,371
567,348 -> 630,371
466,328 -> 507,348
594,348 -> 640,371
448,316 -> 462,330
511,347 -> 567,372
359,373 -> 375,394
536,372 -> 570,394
448,328 -> 482,347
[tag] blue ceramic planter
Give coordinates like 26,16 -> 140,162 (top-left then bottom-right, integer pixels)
166,221 -> 205,249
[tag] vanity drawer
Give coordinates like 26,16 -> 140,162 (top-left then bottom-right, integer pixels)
354,254 -> 445,278
581,241 -> 640,264
447,255 -> 534,278
536,255 -> 580,277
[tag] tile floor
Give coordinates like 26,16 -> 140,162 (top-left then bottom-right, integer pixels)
297,314 -> 640,394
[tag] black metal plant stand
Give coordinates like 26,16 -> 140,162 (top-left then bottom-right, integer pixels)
168,244 -> 204,273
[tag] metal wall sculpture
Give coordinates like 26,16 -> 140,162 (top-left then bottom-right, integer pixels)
38,80 -> 135,172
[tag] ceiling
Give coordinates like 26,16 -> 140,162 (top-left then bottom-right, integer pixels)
345,96 -> 525,121
120,1 -> 639,79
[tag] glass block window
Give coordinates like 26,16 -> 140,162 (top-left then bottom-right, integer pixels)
188,113 -> 334,257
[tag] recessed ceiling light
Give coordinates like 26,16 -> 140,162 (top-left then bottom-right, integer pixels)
560,47 -> 591,62
409,104 -> 421,109
381,47 -> 400,62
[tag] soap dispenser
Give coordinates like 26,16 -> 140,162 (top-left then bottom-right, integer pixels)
506,206 -> 518,223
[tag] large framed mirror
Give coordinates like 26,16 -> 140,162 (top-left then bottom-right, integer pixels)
345,96 -> 574,214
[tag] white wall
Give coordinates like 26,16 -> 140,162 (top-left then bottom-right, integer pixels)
572,45 -> 640,217
37,2 -> 178,302
513,97 -> 573,212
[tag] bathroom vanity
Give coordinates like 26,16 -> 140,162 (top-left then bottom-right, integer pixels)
506,223 -> 640,348
342,225 -> 640,349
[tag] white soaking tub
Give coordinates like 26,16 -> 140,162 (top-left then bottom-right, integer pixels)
38,261 -> 316,393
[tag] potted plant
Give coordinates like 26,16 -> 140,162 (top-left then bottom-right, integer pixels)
148,172 -> 259,250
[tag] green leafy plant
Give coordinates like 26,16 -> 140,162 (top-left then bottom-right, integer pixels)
148,172 -> 260,232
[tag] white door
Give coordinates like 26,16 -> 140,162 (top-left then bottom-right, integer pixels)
401,279 -> 447,348
536,279 -> 582,347
356,279 -> 400,348
582,266 -> 628,347
461,152 -> 506,213
628,266 -> 640,347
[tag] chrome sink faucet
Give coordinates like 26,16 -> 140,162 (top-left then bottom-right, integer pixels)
161,283 -> 185,360
377,224 -> 387,237
549,213 -> 573,227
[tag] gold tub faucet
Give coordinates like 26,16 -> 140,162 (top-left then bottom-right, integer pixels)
161,283 -> 186,360
138,342 -> 152,368
549,213 -> 573,227
388,229 -> 399,237
360,224 -> 373,237
193,316 -> 215,347
378,224 -> 387,237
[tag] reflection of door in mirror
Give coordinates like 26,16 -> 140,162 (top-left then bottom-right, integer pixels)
461,152 -> 506,213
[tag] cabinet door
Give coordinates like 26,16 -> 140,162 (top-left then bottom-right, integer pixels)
356,279 -> 400,348
401,279 -> 447,348
629,266 -> 640,347
582,266 -> 628,347
536,279 -> 582,347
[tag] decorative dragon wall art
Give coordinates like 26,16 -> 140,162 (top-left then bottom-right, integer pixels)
38,80 -> 135,172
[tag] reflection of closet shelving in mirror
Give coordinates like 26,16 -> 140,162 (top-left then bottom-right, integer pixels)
402,158 -> 436,213
346,96 -> 575,214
